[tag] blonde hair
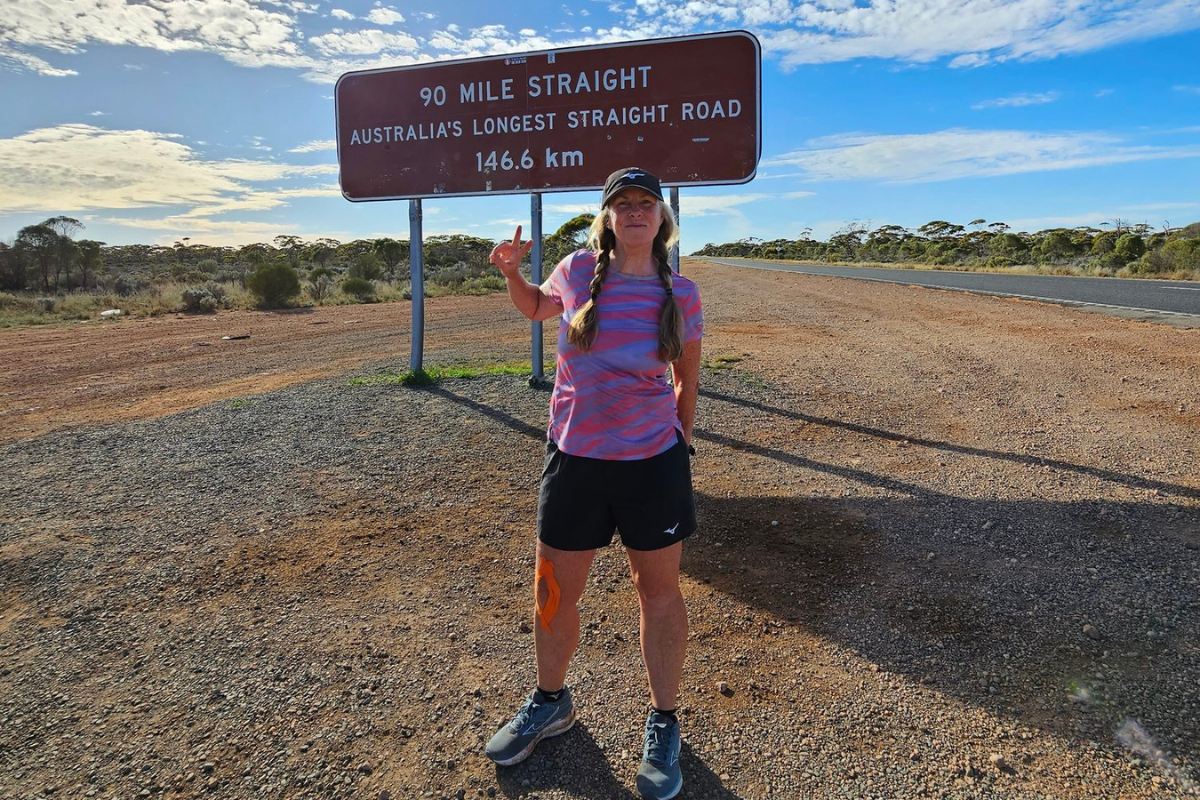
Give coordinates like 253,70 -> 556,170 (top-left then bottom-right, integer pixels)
566,200 -> 683,362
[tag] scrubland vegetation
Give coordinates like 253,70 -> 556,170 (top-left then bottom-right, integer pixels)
696,218 -> 1200,279
2,213 -> 1196,327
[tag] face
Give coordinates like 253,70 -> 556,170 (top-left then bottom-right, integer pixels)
605,188 -> 663,247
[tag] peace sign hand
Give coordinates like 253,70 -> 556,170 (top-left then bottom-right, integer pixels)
489,226 -> 534,279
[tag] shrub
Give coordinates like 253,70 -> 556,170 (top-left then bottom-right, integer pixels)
1160,238 -> 1200,272
308,266 -> 334,282
1114,233 -> 1146,262
181,282 -> 227,313
113,274 -> 146,297
985,256 -> 1017,269
308,275 -> 335,301
341,277 -> 376,300
246,262 -> 301,308
348,253 -> 383,281
196,258 -> 220,274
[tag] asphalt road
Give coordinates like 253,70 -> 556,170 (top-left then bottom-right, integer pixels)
699,258 -> 1200,325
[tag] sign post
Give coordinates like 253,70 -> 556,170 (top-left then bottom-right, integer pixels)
530,193 -> 544,380
408,199 -> 424,370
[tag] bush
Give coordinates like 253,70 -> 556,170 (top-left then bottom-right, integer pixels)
341,277 -> 376,301
246,262 -> 301,308
1114,233 -> 1146,262
113,274 -> 146,297
308,266 -> 334,282
196,258 -> 220,274
1159,238 -> 1200,272
985,256 -> 1017,269
308,275 -> 335,301
181,282 -> 227,313
182,286 -> 218,313
348,254 -> 383,281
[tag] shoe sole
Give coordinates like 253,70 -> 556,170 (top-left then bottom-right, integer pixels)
489,709 -> 576,767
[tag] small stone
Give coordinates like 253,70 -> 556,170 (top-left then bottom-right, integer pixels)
518,622 -> 532,634
357,763 -> 373,775
989,753 -> 1006,769
1083,624 -> 1101,640
379,792 -> 390,800
770,520 -> 779,526
717,681 -> 732,696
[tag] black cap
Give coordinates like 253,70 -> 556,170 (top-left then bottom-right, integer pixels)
601,167 -> 664,208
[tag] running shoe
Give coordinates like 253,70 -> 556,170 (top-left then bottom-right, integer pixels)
636,709 -> 682,800
485,687 -> 576,766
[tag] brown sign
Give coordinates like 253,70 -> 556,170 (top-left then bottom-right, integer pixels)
335,31 -> 760,201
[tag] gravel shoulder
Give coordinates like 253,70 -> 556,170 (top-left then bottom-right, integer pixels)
2,259 -> 1198,800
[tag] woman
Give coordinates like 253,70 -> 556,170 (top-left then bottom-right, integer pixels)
484,167 -> 702,800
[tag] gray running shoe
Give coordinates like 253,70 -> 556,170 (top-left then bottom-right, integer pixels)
636,710 -> 682,800
485,688 -> 576,766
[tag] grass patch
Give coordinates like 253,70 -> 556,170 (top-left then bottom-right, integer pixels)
349,359 -> 553,387
703,354 -> 745,370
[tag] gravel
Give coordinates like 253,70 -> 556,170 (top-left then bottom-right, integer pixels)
2,263 -> 1198,799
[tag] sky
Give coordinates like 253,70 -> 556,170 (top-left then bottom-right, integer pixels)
2,0 -> 1199,255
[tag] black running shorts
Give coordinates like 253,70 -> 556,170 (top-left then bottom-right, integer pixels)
537,431 -> 696,552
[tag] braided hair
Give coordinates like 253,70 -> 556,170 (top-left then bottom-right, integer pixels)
566,200 -> 683,362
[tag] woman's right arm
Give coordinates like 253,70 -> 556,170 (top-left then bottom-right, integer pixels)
489,226 -> 563,321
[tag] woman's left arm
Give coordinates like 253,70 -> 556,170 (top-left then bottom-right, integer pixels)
672,338 -> 702,444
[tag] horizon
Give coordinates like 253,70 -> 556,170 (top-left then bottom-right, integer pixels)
2,1 -> 1199,255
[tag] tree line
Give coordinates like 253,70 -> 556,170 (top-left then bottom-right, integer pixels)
694,219 -> 1200,277
0,214 -> 596,307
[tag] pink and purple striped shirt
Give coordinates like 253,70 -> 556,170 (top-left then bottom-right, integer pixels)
544,249 -> 703,461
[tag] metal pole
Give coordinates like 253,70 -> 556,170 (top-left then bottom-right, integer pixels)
408,199 -> 425,371
530,193 -> 545,380
669,186 -> 681,273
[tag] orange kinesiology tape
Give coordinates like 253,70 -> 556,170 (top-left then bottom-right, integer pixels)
535,558 -> 561,633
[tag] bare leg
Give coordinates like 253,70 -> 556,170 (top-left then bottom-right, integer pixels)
627,542 -> 687,710
533,542 -> 596,692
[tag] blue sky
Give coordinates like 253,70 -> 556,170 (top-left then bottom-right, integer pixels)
2,0 -> 1199,255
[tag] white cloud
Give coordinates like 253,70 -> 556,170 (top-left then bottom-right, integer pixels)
309,29 -> 418,56
681,193 -> 771,216
971,91 -> 1061,110
767,128 -> 1200,183
365,7 -> 405,25
783,191 -> 816,199
289,139 -> 337,153
0,124 -> 335,220
2,0 -> 1196,83
0,0 -> 306,76
1175,85 -> 1200,95
90,110 -> 109,116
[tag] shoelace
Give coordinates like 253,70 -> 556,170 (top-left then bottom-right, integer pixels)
644,721 -> 676,765
509,698 -> 537,731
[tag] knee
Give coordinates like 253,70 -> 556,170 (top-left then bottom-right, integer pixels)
632,576 -> 683,612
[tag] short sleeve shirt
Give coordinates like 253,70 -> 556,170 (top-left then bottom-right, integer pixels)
543,249 -> 703,461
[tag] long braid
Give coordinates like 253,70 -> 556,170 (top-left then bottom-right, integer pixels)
567,226 -> 614,350
654,240 -> 684,363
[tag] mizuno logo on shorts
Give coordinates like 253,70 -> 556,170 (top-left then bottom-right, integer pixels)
664,523 -> 680,535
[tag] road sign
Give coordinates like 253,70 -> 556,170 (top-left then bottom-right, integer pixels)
335,31 -> 760,201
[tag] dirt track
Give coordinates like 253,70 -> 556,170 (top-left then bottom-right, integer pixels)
2,259 -> 1198,799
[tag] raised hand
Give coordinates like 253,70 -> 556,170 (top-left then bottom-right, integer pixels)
489,226 -> 534,279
